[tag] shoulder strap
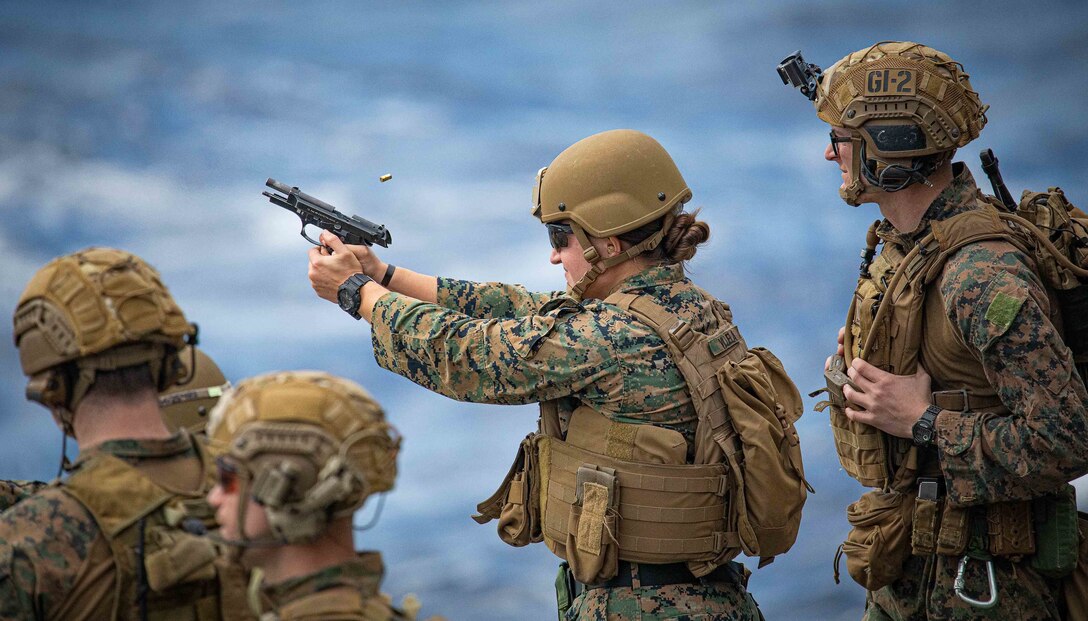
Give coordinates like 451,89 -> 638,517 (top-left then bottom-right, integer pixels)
63,454 -> 175,539
603,290 -> 746,461
857,206 -> 1022,362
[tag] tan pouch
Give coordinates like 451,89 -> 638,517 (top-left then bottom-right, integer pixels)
911,497 -> 940,556
988,500 -> 1035,557
565,465 -> 619,584
497,471 -> 533,546
144,530 -> 218,592
716,347 -> 809,560
936,503 -> 970,556
474,434 -> 542,547
1062,512 -> 1088,619
842,490 -> 914,591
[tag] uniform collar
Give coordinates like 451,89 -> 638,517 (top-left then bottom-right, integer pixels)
876,162 -> 981,247
262,552 -> 385,607
606,263 -> 686,296
78,431 -> 195,464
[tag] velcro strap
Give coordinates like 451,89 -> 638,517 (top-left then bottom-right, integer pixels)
577,482 -> 610,555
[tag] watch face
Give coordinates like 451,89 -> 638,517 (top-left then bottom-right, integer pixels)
337,286 -> 354,311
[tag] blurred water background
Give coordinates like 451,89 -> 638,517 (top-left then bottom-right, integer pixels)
1,1 -> 1086,619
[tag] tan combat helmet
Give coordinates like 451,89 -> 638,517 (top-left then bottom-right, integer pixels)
12,248 -> 197,434
206,371 -> 400,545
814,41 -> 988,205
532,129 -> 692,299
159,346 -> 230,434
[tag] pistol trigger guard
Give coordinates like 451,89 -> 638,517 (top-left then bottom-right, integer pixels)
300,225 -> 324,248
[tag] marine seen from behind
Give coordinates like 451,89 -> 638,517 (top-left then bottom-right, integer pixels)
780,41 -> 1088,619
0,345 -> 230,513
205,370 -> 432,621
303,129 -> 810,620
0,247 -> 251,620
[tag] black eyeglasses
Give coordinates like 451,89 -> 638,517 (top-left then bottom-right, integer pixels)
546,222 -> 574,249
829,130 -> 852,157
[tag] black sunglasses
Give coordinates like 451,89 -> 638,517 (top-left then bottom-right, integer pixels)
546,222 -> 574,249
829,130 -> 852,157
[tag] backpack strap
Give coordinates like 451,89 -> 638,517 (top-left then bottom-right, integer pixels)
604,291 -> 748,471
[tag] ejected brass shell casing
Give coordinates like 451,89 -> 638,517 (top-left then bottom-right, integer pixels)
379,174 -> 393,182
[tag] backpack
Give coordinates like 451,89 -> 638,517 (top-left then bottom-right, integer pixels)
979,148 -> 1088,381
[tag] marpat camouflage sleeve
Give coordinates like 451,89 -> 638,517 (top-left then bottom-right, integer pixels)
0,480 -> 47,512
935,241 -> 1088,505
0,490 -> 103,620
370,292 -> 619,405
435,277 -> 562,319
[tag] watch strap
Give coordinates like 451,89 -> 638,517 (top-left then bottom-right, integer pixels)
913,404 -> 941,447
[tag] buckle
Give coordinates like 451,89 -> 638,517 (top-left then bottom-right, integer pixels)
717,475 -> 729,497
933,388 -> 971,412
669,321 -> 695,350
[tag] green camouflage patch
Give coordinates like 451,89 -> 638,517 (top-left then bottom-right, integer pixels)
985,291 -> 1024,334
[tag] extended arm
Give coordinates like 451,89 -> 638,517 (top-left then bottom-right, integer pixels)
308,231 -> 563,320
368,294 -> 615,405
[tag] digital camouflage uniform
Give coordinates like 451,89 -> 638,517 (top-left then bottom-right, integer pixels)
257,553 -> 412,621
370,263 -> 762,620
861,165 -> 1088,620
0,480 -> 46,513
0,433 -> 217,620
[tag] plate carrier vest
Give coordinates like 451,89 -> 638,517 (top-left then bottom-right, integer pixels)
475,287 -> 810,584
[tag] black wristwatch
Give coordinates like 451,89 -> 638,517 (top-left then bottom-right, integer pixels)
337,273 -> 374,320
912,404 -> 941,447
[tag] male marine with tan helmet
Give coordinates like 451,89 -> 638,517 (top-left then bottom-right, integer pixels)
205,370 -> 432,621
305,129 -> 809,619
0,247 -> 253,620
0,344 -> 230,513
780,42 -> 1088,619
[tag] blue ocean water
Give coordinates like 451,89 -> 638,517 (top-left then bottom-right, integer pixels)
1,2 -> 1086,619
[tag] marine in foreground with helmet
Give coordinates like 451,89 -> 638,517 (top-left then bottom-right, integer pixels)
205,370 -> 430,621
0,247 -> 253,620
306,129 -> 809,619
781,41 -> 1088,619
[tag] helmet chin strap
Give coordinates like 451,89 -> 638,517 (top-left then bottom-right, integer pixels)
217,470 -> 290,549
567,215 -> 673,301
841,137 -> 942,207
839,135 -> 867,207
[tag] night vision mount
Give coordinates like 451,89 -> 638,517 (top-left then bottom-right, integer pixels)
777,50 -> 823,101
